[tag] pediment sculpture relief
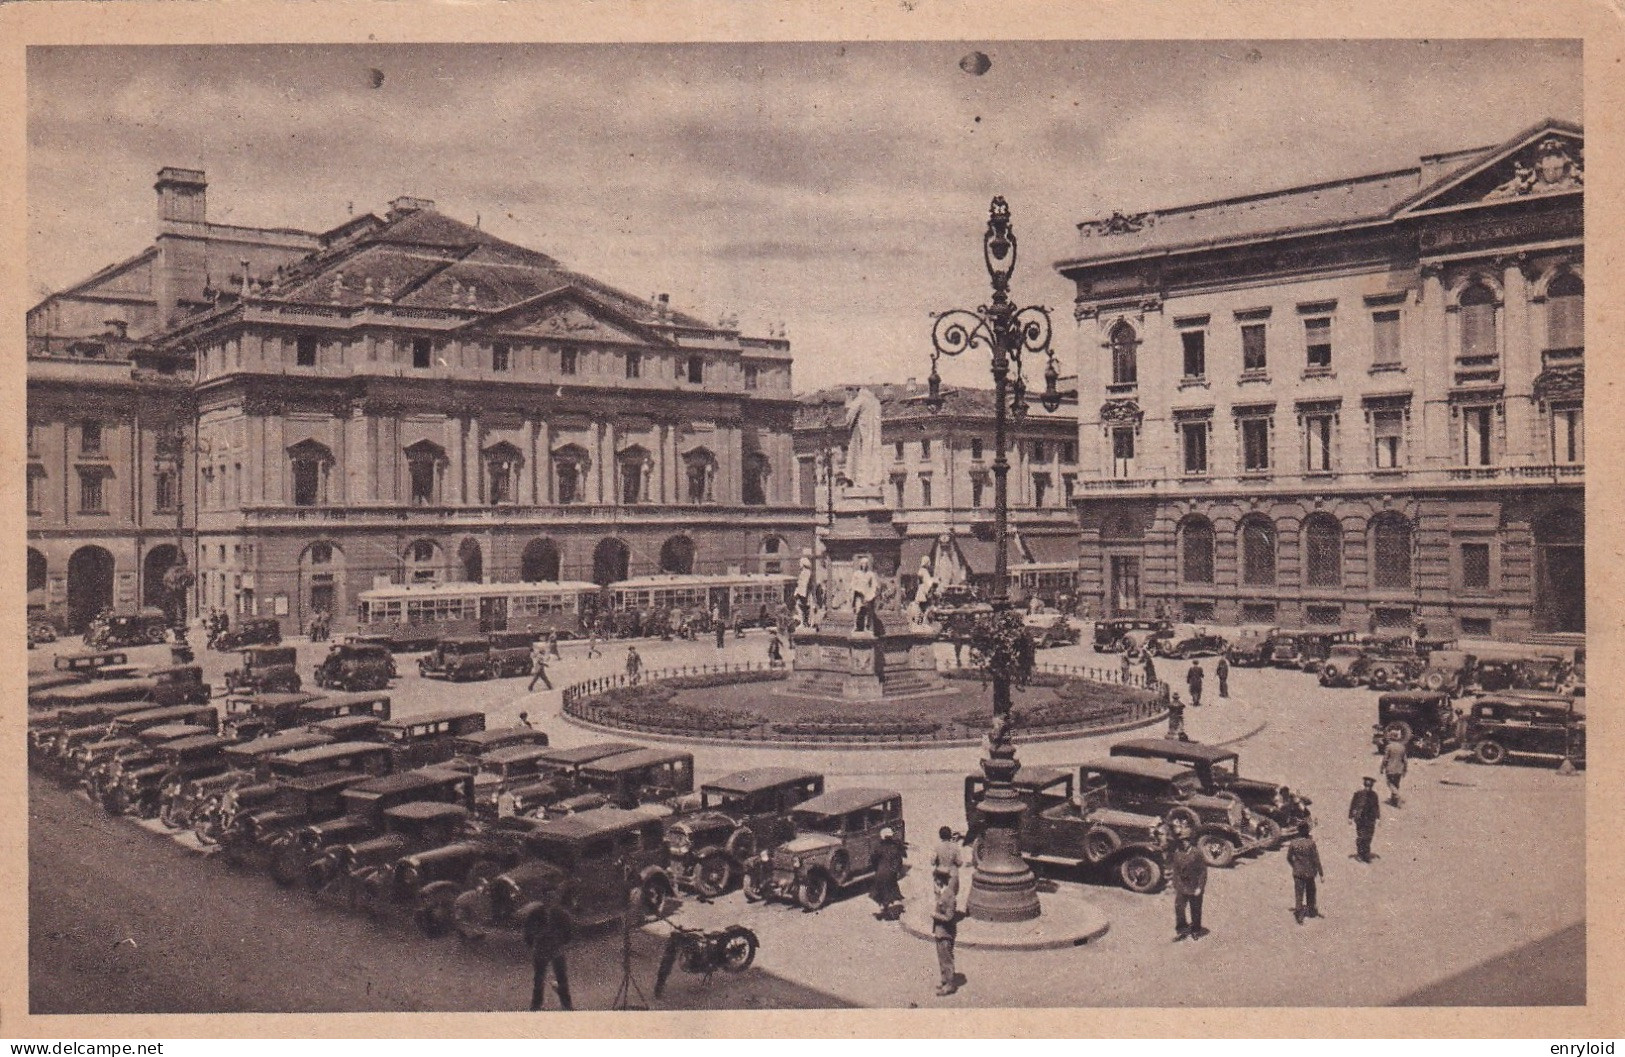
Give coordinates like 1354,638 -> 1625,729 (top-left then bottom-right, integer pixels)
1485,138 -> 1583,200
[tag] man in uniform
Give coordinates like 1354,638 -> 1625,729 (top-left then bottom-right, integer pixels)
1186,660 -> 1205,708
1167,818 -> 1209,940
1348,776 -> 1381,862
1166,691 -> 1189,741
1216,655 -> 1230,698
1286,819 -> 1325,924
1381,732 -> 1409,808
527,904 -> 574,1011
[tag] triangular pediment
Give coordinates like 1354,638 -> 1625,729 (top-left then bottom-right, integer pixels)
1394,121 -> 1582,217
470,286 -> 670,346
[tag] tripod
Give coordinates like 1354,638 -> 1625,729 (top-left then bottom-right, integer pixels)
612,889 -> 649,1010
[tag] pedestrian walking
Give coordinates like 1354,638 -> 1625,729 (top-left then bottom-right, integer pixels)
953,636 -> 965,667
527,904 -> 575,1011
586,620 -> 603,658
714,608 -> 726,649
869,827 -> 906,920
1167,819 -> 1209,941
933,826 -> 964,877
767,631 -> 784,668
1166,692 -> 1189,741
1348,776 -> 1381,862
1381,733 -> 1408,807
1216,655 -> 1230,698
733,612 -> 746,640
1120,651 -> 1134,683
1286,820 -> 1325,924
527,643 -> 552,692
547,630 -> 561,658
1186,660 -> 1205,708
625,645 -> 642,684
1142,650 -> 1158,686
931,867 -> 960,997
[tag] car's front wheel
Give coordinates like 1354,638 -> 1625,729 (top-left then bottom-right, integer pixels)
1117,853 -> 1163,894
1196,832 -> 1238,869
1474,740 -> 1507,765
1414,731 -> 1442,759
415,888 -> 458,939
269,844 -> 307,887
1383,721 -> 1413,745
694,850 -> 733,898
640,875 -> 673,919
797,872 -> 831,911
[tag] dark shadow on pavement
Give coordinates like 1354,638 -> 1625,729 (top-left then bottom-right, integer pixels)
1392,922 -> 1584,1006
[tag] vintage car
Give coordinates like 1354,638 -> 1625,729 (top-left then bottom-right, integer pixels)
1413,649 -> 1477,695
320,801 -> 476,910
400,815 -> 552,936
467,744 -> 557,815
1152,623 -> 1229,660
748,787 -> 904,911
1076,758 -> 1272,868
1224,626 -> 1280,668
86,723 -> 216,810
450,806 -> 675,943
1372,691 -> 1465,759
1508,657 -> 1573,694
1292,629 -> 1361,673
28,669 -> 91,705
665,768 -> 826,897
1267,632 -> 1305,669
28,610 -> 60,647
1022,612 -> 1080,649
165,728 -> 336,832
445,725 -> 552,772
32,673 -> 164,716
225,645 -> 303,695
418,634 -> 532,682
222,770 -> 381,869
85,608 -> 171,649
307,714 -> 387,741
29,698 -> 159,770
376,708 -> 488,768
1317,643 -> 1372,688
497,742 -> 644,816
965,765 -> 1169,893
62,702 -> 220,780
1092,618 -> 1171,655
300,691 -> 393,725
1109,738 -> 1308,840
282,767 -> 475,888
221,690 -> 327,740
211,617 -> 283,652
313,641 -> 396,691
572,748 -> 695,810
116,732 -> 238,819
1463,694 -> 1585,766
215,741 -> 396,856
142,664 -> 214,707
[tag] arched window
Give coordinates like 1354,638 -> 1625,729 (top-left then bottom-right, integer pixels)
592,537 -> 630,586
309,541 -> 334,565
1371,514 -> 1413,589
1547,271 -> 1584,350
1303,513 -> 1342,587
617,446 -> 653,505
1240,516 -> 1276,586
520,538 -> 561,583
1178,516 -> 1214,584
458,537 -> 483,583
659,535 -> 696,575
404,539 -> 442,584
404,440 -> 447,507
1110,322 -> 1138,387
760,535 -> 787,575
287,440 -> 334,507
1459,282 -> 1498,360
27,547 -> 47,594
743,451 -> 770,506
552,445 -> 590,505
684,448 -> 718,504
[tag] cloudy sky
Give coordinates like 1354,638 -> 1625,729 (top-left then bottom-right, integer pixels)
28,40 -> 1580,392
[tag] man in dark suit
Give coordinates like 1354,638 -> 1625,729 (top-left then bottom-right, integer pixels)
1166,819 -> 1209,940
1348,776 -> 1381,862
1286,820 -> 1325,923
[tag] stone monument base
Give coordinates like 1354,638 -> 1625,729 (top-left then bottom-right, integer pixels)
784,619 -> 948,701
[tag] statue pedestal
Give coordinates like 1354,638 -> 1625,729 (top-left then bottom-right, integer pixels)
785,497 -> 948,702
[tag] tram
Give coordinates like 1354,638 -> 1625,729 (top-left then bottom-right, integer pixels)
355,580 -> 598,650
605,573 -> 794,634
1010,561 -> 1081,609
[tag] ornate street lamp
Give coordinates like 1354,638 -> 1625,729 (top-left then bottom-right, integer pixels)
928,196 -> 1060,922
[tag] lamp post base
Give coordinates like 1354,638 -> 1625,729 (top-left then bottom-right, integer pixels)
966,748 -> 1041,923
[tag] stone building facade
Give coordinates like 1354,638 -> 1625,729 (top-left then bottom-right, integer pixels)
794,384 -> 1080,593
1056,119 -> 1583,643
28,170 -> 810,633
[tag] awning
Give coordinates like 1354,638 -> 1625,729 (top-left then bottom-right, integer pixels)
953,537 -> 1027,576
899,537 -> 936,577
1022,535 -> 1078,566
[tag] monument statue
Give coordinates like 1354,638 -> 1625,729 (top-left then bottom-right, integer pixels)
910,553 -> 939,626
850,554 -> 879,632
841,387 -> 885,490
794,553 -> 814,626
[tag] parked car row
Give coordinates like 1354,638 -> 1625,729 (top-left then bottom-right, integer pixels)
1373,690 -> 1585,767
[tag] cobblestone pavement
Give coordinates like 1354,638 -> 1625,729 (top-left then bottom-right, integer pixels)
28,633 -> 1585,1009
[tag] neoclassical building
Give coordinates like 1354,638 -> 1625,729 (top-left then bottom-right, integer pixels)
28,169 -> 810,632
1056,119 -> 1583,643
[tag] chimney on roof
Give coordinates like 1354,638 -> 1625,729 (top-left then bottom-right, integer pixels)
657,293 -> 670,321
155,167 -> 207,228
103,319 -> 128,339
387,196 -> 435,219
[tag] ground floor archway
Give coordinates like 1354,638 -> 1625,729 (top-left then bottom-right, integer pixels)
593,537 -> 630,586
1533,506 -> 1584,634
659,535 -> 696,575
142,544 -> 184,623
520,538 -> 561,582
67,545 -> 115,632
458,537 -> 484,583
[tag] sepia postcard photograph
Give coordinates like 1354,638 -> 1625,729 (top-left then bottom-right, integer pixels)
4,0 -> 1621,1039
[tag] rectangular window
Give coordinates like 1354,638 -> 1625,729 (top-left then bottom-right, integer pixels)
1031,441 -> 1046,461
921,439 -> 932,459
1305,604 -> 1343,626
1183,601 -> 1217,624
78,469 -> 105,513
1032,473 -> 1050,507
1552,405 -> 1582,464
1241,418 -> 1271,472
1460,616 -> 1493,637
1373,411 -> 1404,469
1303,414 -> 1334,472
895,441 -> 905,461
1181,330 -> 1206,378
155,469 -> 177,513
1111,427 -> 1135,479
1240,601 -> 1277,625
971,438 -> 985,460
970,477 -> 985,507
687,355 -> 704,383
296,334 -> 318,367
1180,422 -> 1208,475
27,420 -> 40,457
1062,474 -> 1076,503
892,476 -> 906,507
1462,407 -> 1494,466
625,352 -> 642,379
1061,441 -> 1076,463
411,338 -> 432,369
26,471 -> 39,514
559,348 -> 578,375
81,420 -> 102,455
1372,310 -> 1401,366
491,343 -> 510,372
1242,324 -> 1268,372
744,365 -> 758,390
1461,543 -> 1491,590
919,476 -> 932,507
1304,318 -> 1332,368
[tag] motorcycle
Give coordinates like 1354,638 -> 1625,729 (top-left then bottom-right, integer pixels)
653,920 -> 759,997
